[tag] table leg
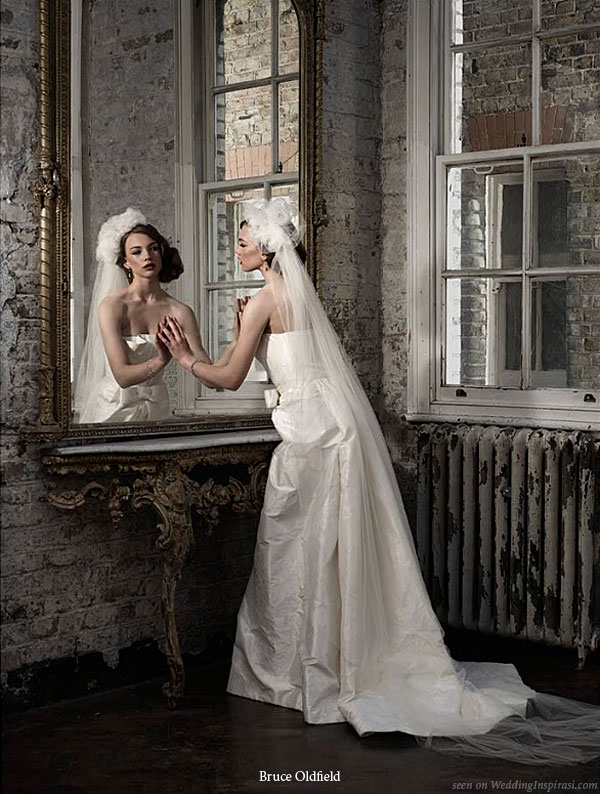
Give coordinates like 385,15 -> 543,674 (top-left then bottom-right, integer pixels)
160,512 -> 193,707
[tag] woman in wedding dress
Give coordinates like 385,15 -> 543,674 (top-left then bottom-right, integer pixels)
75,208 -> 235,424
159,199 -> 599,766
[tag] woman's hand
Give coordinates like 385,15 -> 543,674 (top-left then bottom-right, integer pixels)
234,296 -> 250,341
157,316 -> 194,368
154,329 -> 172,365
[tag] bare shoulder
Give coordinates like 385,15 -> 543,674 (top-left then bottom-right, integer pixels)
98,290 -> 127,317
239,286 -> 274,330
247,285 -> 275,311
165,296 -> 197,324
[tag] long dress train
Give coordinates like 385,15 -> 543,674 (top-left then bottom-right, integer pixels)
227,331 -> 600,765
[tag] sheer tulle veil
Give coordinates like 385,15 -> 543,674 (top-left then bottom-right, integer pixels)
244,198 -> 600,766
74,208 -> 146,423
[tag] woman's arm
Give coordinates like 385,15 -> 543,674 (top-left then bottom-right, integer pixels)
159,291 -> 271,390
98,297 -> 170,388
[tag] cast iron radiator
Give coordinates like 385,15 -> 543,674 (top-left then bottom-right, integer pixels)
416,425 -> 599,666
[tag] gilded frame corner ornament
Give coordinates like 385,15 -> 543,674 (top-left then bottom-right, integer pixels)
35,0 -> 324,443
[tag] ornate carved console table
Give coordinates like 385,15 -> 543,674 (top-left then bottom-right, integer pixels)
42,429 -> 279,708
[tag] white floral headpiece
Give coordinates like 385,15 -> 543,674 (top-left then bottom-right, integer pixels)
95,207 -> 147,270
244,198 -> 303,252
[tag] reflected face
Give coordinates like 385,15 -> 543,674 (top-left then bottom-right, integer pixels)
235,224 -> 264,272
124,232 -> 162,279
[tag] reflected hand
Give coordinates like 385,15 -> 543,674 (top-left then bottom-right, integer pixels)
157,316 -> 193,365
154,325 -> 172,365
234,296 -> 250,340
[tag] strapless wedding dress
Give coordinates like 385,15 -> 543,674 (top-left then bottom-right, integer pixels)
82,334 -> 171,424
226,331 -> 599,763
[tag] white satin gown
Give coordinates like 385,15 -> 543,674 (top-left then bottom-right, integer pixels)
226,331 -> 539,739
86,334 -> 171,424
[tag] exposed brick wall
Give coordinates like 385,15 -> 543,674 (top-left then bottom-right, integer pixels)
319,0 -> 383,404
378,0 -> 417,521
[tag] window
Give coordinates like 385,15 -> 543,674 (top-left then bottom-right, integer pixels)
409,0 -> 600,429
175,0 -> 302,415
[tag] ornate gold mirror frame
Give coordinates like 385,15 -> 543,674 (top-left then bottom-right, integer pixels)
34,0 -> 325,441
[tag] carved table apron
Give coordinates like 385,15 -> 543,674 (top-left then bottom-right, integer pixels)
42,430 -> 279,708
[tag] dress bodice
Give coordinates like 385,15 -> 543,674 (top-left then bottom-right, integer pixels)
119,334 -> 164,384
256,331 -> 327,394
84,333 -> 171,424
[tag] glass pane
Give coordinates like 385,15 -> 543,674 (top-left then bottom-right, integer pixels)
216,85 -> 272,180
455,0 -> 532,45
540,32 -> 600,144
453,43 -> 532,152
209,288 -> 268,382
563,275 -> 600,389
279,80 -> 299,173
504,282 -> 523,373
446,163 -> 524,270
279,0 -> 300,73
444,277 -> 521,386
542,0 -> 600,31
208,189 -> 266,283
531,280 -> 566,386
271,182 -> 300,218
215,0 -> 271,87
533,155 -> 600,267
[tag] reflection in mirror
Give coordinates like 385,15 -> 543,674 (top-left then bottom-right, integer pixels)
186,0 -> 301,415
70,0 -> 303,425
74,210 -> 206,424
70,0 -> 184,424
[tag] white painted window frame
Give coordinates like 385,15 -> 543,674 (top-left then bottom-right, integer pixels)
174,0 -> 300,416
407,0 -> 600,431
487,169 -> 569,388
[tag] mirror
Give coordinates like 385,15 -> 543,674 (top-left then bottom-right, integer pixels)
36,0 -> 320,438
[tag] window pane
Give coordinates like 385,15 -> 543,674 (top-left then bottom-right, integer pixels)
215,0 -> 271,87
271,182 -> 300,217
279,0 -> 299,74
209,288 -> 268,382
454,0 -> 532,46
533,155 -> 600,268
503,282 -> 523,374
453,43 -> 532,152
540,32 -> 600,144
208,189 -> 266,283
216,85 -> 272,180
446,163 -> 524,270
531,279 -> 566,386
444,277 -> 520,386
541,0 -> 600,31
564,275 -> 600,388
279,80 -> 299,173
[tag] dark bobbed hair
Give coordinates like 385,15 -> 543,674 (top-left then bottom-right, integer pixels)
117,223 -> 184,283
240,220 -> 307,267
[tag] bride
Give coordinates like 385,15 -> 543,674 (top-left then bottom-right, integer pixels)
158,199 -> 599,766
75,208 -> 237,424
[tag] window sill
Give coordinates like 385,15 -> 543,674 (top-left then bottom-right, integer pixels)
405,404 -> 599,433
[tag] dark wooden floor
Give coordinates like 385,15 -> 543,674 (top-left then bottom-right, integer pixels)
3,633 -> 599,794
